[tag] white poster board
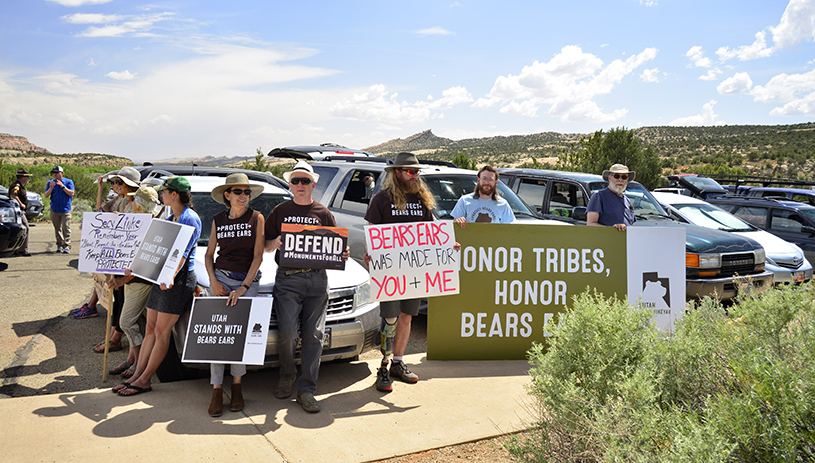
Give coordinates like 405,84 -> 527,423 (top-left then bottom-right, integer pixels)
182,297 -> 273,365
364,221 -> 460,301
78,212 -> 153,274
129,219 -> 196,287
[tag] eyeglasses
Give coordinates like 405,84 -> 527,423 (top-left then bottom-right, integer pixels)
228,188 -> 251,196
398,168 -> 421,176
111,179 -> 125,186
289,177 -> 313,185
612,174 -> 629,180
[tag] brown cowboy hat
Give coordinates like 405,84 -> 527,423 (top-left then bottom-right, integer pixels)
384,152 -> 426,172
16,168 -> 31,177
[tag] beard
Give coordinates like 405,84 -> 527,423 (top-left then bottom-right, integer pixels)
397,175 -> 420,194
608,182 -> 627,194
478,183 -> 495,197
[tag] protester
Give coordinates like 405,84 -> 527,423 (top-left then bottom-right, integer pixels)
363,152 -> 434,392
586,164 -> 636,231
265,161 -> 349,413
114,176 -> 201,397
363,173 -> 375,201
43,166 -> 75,253
204,173 -> 265,416
9,168 -> 32,257
451,165 -> 515,228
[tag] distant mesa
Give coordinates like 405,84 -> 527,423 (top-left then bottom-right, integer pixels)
0,133 -> 51,155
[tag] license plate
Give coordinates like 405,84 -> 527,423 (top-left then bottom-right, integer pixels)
793,271 -> 805,283
296,327 -> 331,350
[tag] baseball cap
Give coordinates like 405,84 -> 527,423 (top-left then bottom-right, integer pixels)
155,176 -> 191,193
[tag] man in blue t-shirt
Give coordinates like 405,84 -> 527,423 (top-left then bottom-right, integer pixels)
43,165 -> 75,253
587,164 -> 636,232
452,165 -> 515,228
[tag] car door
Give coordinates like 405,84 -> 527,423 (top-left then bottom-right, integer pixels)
768,208 -> 815,265
512,177 -> 548,216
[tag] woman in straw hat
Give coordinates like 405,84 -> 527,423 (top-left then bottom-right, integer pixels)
203,173 -> 265,416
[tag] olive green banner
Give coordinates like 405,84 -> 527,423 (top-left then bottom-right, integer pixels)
428,223 -> 627,360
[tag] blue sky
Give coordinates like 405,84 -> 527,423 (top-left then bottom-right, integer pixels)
1,0 -> 814,163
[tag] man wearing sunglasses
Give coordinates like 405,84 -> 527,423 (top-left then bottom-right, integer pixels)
587,164 -> 636,231
43,165 -> 75,253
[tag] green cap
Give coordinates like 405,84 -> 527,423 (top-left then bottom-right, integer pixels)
155,176 -> 191,193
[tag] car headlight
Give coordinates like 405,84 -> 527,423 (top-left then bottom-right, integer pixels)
353,279 -> 371,308
754,248 -> 765,265
686,253 -> 720,268
0,205 -> 18,224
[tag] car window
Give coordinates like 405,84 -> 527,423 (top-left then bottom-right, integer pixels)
549,181 -> 587,218
333,169 -> 381,214
770,209 -> 805,233
193,191 -> 291,245
622,184 -> 667,216
423,174 -> 535,219
310,166 -> 339,202
791,194 -> 815,206
516,179 -> 547,214
673,203 -> 752,231
730,205 -> 768,228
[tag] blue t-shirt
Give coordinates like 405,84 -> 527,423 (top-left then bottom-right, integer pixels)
48,178 -> 75,213
586,187 -> 636,227
451,194 -> 516,224
170,207 -> 202,272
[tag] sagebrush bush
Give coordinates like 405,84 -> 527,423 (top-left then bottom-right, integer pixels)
508,284 -> 815,462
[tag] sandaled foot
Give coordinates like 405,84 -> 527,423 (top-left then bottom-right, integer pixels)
112,382 -> 132,393
121,363 -> 137,378
109,361 -> 132,375
93,340 -> 122,353
118,385 -> 152,396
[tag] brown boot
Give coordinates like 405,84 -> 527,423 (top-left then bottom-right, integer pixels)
230,383 -> 244,412
208,388 -> 223,417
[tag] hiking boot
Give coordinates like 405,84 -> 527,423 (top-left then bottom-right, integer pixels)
230,383 -> 244,412
390,361 -> 418,383
375,367 -> 392,392
297,392 -> 321,413
208,388 -> 223,417
73,305 -> 99,319
274,375 -> 296,399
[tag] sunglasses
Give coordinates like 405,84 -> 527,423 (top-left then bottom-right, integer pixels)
612,174 -> 629,180
398,168 -> 421,176
111,179 -> 125,186
289,177 -> 313,185
228,188 -> 252,196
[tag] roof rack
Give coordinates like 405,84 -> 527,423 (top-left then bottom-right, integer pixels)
707,174 -> 815,188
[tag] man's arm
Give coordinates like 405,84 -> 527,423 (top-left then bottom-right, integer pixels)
587,211 -> 601,226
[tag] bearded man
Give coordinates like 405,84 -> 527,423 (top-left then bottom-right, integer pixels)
451,165 -> 515,228
586,164 -> 636,231
363,152 -> 435,392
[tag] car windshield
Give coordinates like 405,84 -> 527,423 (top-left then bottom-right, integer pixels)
682,176 -> 724,189
622,184 -> 669,218
192,191 -> 291,245
673,203 -> 753,231
800,208 -> 815,224
310,166 -> 340,202
424,174 -> 536,219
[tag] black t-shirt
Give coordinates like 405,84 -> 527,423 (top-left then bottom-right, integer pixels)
365,189 -> 433,225
265,200 -> 336,266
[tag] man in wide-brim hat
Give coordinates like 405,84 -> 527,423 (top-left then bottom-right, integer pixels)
10,168 -> 32,256
588,164 -> 636,231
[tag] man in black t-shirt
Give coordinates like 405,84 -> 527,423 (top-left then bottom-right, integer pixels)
364,152 -> 435,393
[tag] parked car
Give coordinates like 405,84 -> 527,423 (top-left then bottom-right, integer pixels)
156,173 -> 380,382
267,143 -> 376,161
135,165 -> 289,190
0,186 -> 43,220
0,192 -> 27,257
732,186 -> 815,206
497,168 -> 774,301
653,192 -> 812,285
707,195 -> 815,268
656,174 -> 728,200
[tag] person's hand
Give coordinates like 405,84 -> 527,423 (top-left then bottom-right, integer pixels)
55,179 -> 64,188
453,242 -> 461,252
97,175 -> 105,187
342,246 -> 350,261
108,276 -> 124,290
124,268 -> 132,277
363,252 -> 371,266
160,281 -> 174,290
454,217 -> 467,229
212,280 -> 229,297
227,285 -> 248,306
613,223 -> 627,231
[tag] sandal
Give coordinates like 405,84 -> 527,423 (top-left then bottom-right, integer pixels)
121,363 -> 137,378
112,381 -> 132,393
93,340 -> 123,353
109,361 -> 132,375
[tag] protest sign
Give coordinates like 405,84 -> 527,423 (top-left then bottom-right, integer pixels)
182,297 -> 272,365
129,219 -> 195,286
78,212 -> 153,274
279,224 -> 348,270
92,273 -> 113,310
427,224 -> 685,360
364,221 -> 459,302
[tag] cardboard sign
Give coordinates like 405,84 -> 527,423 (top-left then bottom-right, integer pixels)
129,219 -> 196,287
78,212 -> 153,274
182,297 -> 273,365
427,224 -> 685,360
92,273 -> 113,310
279,224 -> 348,270
364,221 -> 459,302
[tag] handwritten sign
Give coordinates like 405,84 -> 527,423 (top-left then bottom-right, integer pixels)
279,224 -> 348,270
78,212 -> 153,274
182,297 -> 273,365
129,219 -> 196,287
364,221 -> 459,302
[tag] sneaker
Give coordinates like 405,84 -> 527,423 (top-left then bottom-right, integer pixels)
375,367 -> 392,392
62,248 -> 70,254
297,392 -> 321,413
73,305 -> 99,319
71,303 -> 90,315
390,361 -> 419,383
57,247 -> 64,253
274,375 -> 296,399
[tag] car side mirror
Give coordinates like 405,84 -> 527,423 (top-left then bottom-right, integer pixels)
802,225 -> 815,236
572,206 -> 587,221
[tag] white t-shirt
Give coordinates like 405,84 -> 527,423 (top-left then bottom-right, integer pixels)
451,194 -> 515,224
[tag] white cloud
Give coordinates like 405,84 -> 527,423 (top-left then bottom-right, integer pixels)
640,68 -> 660,83
717,72 -> 753,94
329,84 -> 472,127
716,30 -> 774,61
414,27 -> 455,36
62,13 -> 123,24
686,46 -> 712,67
769,91 -> 815,116
47,0 -> 112,6
475,45 -> 657,122
639,0 -> 657,6
450,2 -> 462,7
769,0 -> 815,49
106,70 -> 137,80
699,68 -> 723,81
669,100 -> 725,126
750,68 -> 815,116
70,12 -> 176,38
60,112 -> 87,124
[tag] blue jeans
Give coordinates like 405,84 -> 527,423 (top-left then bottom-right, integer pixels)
273,268 -> 328,395
209,270 -> 259,385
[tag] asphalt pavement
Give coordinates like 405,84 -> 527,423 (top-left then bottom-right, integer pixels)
0,220 -> 533,462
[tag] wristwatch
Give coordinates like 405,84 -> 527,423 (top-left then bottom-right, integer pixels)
241,283 -> 250,290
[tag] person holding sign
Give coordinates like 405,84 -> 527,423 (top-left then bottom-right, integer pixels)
115,176 -> 202,397
265,161 -> 349,413
203,173 -> 265,417
587,164 -> 637,232
363,152 -> 435,393
451,165 -> 515,227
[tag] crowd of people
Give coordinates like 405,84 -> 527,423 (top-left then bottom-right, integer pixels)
7,156 -> 634,415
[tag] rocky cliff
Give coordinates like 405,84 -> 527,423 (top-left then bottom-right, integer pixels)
0,134 -> 51,154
